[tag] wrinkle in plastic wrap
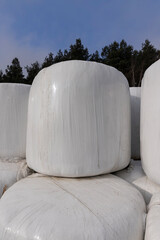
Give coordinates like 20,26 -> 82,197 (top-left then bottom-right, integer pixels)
27,61 -> 131,177
0,174 -> 146,240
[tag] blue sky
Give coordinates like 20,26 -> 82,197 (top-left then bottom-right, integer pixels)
0,0 -> 160,72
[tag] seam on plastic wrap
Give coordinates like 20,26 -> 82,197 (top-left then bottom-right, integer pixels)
52,177 -> 119,236
52,177 -> 122,235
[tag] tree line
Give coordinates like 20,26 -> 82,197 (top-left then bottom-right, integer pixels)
0,38 -> 159,86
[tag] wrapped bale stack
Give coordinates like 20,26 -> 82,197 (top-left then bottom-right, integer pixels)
0,61 -> 146,240
0,83 -> 31,196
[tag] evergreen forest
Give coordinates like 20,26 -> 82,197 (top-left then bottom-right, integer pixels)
0,38 -> 159,86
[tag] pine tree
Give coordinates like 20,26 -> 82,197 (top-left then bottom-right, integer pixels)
3,58 -> 25,83
42,52 -> 54,68
68,38 -> 90,60
136,40 -> 159,86
90,50 -> 101,62
101,40 -> 133,86
53,50 -> 65,63
25,61 -> 41,85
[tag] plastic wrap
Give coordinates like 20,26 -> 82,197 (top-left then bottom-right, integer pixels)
145,193 -> 160,240
0,83 -> 30,159
27,60 -> 130,177
130,87 -> 141,159
114,160 -> 160,204
141,60 -> 160,184
0,174 -> 146,240
0,159 -> 33,197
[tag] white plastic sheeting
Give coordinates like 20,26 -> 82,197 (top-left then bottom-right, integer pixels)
0,159 -> 33,197
130,87 -> 141,159
141,60 -> 160,184
0,83 -> 30,159
114,160 -> 160,204
145,193 -> 160,240
0,174 -> 146,240
27,60 -> 131,177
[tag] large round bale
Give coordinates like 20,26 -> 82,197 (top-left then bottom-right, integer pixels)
27,60 -> 130,177
145,193 -> 160,240
130,87 -> 141,159
0,83 -> 30,159
141,60 -> 160,184
0,174 -> 146,240
114,160 -> 160,204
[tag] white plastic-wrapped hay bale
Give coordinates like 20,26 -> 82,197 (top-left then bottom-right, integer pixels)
130,87 -> 141,159
0,83 -> 30,159
0,159 -> 33,198
141,60 -> 160,184
114,160 -> 160,204
27,60 -> 131,177
145,193 -> 160,240
0,174 -> 146,240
